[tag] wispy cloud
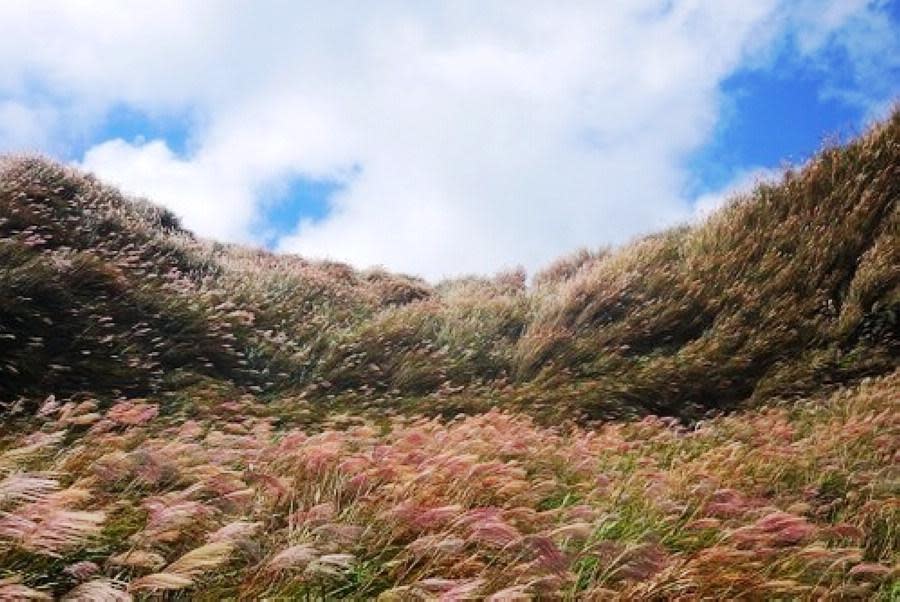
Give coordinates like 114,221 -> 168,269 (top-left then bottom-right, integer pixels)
0,1 -> 896,279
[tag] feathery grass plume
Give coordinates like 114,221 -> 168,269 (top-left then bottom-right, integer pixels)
0,499 -> 105,557
847,562 -> 894,580
23,510 -> 106,555
729,511 -> 818,548
127,573 -> 194,592
485,583 -> 531,600
105,401 -> 159,426
165,541 -> 235,577
63,561 -> 100,581
107,550 -> 167,571
264,543 -> 320,572
126,542 -> 234,593
518,534 -> 569,574
61,579 -> 131,601
406,534 -> 466,557
305,553 -> 356,577
414,577 -> 485,600
206,520 -> 262,543
0,473 -> 58,507
312,522 -> 365,545
548,521 -> 594,543
0,576 -> 51,600
36,395 -> 59,417
0,431 -> 65,468
136,498 -> 216,543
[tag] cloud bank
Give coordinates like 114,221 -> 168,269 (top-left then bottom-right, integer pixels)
1,1 -> 897,279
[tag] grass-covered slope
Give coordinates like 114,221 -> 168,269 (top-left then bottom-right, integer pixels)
518,111 -> 898,419
2,110 -> 897,421
0,110 -> 898,599
0,157 -> 429,406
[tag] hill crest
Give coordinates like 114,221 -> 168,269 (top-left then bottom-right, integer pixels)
0,110 -> 897,421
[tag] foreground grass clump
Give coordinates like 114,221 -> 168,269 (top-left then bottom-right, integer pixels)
0,371 -> 896,599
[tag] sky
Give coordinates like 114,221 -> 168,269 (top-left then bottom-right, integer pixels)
0,1 -> 898,281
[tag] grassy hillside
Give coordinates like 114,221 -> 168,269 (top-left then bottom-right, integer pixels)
0,110 -> 896,599
2,110 -> 897,422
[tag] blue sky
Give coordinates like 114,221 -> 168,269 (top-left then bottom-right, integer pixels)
92,106 -> 195,159
689,68 -> 862,195
255,177 -> 342,247
1,2 -> 898,279
689,12 -> 899,197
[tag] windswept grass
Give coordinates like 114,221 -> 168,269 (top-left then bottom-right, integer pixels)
0,371 -> 896,599
1,107 -> 897,420
0,104 -> 898,599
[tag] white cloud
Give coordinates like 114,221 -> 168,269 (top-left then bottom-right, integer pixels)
81,138 -> 256,242
779,0 -> 900,119
1,1 -> 897,279
0,101 -> 59,151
